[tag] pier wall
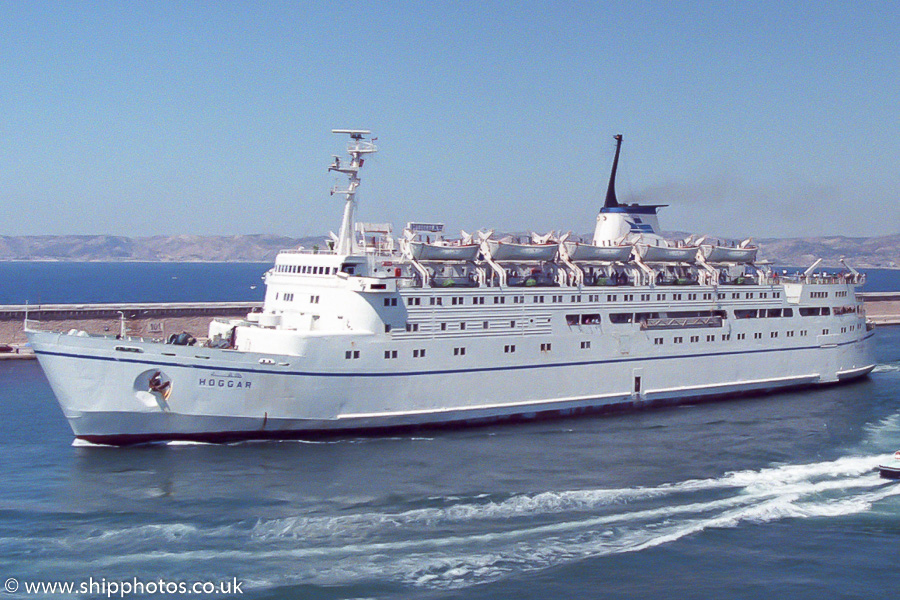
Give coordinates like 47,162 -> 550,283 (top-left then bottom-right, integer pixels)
0,303 -> 262,354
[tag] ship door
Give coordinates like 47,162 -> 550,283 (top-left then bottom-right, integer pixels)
632,367 -> 644,398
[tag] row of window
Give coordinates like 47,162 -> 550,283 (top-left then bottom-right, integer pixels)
351,323 -> 858,360
407,320 -> 521,332
276,264 -> 335,275
276,292 -> 318,304
387,291 -> 783,307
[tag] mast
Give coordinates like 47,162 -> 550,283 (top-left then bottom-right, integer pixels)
329,129 -> 378,255
603,134 -> 623,209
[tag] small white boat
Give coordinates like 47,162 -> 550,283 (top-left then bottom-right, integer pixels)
485,239 -> 558,262
562,241 -> 633,262
878,451 -> 900,479
701,244 -> 758,263
636,243 -> 698,263
407,241 -> 480,261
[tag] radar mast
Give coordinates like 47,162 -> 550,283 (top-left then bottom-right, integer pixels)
329,129 -> 377,255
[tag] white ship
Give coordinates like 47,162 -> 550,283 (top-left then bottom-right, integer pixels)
27,130 -> 876,445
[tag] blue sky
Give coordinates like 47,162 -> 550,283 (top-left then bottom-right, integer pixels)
2,1 -> 898,239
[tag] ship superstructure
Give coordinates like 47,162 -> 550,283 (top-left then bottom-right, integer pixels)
28,131 -> 876,444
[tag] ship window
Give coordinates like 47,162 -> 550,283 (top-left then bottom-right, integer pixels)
690,335 -> 699,343
341,264 -> 356,274
582,314 -> 601,324
406,323 -> 419,332
673,294 -> 682,300
783,308 -> 793,317
310,295 -> 320,304
624,294 -> 634,301
384,350 -> 398,359
722,334 -> 731,341
734,309 -> 757,319
453,347 -> 466,356
766,309 -> 782,318
460,322 -> 466,330
345,350 -> 360,359
581,341 -> 591,349
822,329 -> 829,335
754,332 -> 763,339
654,338 -> 663,345
657,294 -> 665,301
540,342 -> 552,352
510,320 -> 516,328
413,348 -> 426,358
608,295 -> 617,302
771,331 -> 779,338
609,313 -> 633,324
384,324 -> 391,333
504,344 -> 516,353
707,335 -> 715,342
566,314 -> 579,326
674,337 -> 683,343
483,321 -> 489,329
441,322 -> 447,331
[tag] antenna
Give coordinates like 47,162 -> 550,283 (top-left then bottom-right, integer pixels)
328,129 -> 378,255
604,134 -> 623,209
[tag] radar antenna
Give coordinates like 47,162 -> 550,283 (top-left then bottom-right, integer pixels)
328,129 -> 378,255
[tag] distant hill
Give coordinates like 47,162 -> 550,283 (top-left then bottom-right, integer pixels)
0,233 -> 897,268
755,234 -> 900,269
0,235 -> 327,262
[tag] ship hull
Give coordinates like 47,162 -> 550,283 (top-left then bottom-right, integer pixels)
29,328 -> 876,445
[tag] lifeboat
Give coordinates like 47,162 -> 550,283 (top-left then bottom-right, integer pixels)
485,239 -> 558,262
636,243 -> 698,263
407,241 -> 480,261
562,241 -> 633,262
701,243 -> 758,264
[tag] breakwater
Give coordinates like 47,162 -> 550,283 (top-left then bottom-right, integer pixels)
0,302 -> 261,358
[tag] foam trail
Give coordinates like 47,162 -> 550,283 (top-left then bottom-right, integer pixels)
29,455 -> 899,592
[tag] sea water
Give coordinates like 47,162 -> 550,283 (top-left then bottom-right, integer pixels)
1,264 -> 899,599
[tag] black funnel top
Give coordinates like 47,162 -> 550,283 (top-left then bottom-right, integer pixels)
604,134 -> 623,209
